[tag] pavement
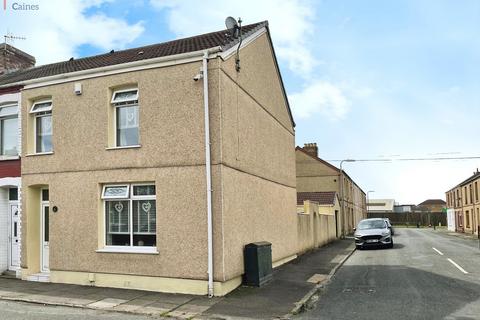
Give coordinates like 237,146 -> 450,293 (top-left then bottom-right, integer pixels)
295,228 -> 480,320
0,239 -> 355,320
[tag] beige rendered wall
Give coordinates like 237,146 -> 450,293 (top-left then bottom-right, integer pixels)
297,201 -> 337,254
20,61 -> 227,283
218,33 -> 297,280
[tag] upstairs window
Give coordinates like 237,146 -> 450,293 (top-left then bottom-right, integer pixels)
30,100 -> 53,153
111,89 -> 139,147
0,104 -> 19,156
102,183 -> 156,247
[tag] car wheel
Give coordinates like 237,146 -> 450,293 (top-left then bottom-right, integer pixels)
387,239 -> 394,249
356,245 -> 362,250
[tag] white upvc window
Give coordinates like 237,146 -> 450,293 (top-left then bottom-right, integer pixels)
30,100 -> 53,153
111,89 -> 139,147
102,183 -> 156,249
0,103 -> 19,156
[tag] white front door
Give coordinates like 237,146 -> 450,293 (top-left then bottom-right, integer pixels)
41,203 -> 49,272
8,203 -> 20,270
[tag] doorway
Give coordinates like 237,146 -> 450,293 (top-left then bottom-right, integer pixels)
40,189 -> 49,273
7,201 -> 19,270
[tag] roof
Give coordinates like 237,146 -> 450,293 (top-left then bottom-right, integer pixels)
418,199 -> 446,206
297,192 -> 337,206
446,170 -> 480,192
367,199 -> 395,212
295,146 -> 366,195
0,22 -> 266,86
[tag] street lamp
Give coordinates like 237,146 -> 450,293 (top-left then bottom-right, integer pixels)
339,159 -> 355,238
367,190 -> 375,214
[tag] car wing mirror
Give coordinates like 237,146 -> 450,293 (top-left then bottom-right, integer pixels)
353,227 -> 356,231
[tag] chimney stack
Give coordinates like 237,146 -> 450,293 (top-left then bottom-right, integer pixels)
1,43 -> 36,75
303,143 -> 318,158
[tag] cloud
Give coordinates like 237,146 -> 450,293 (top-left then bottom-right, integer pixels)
0,0 -> 144,65
150,0 -> 318,77
289,81 -> 350,120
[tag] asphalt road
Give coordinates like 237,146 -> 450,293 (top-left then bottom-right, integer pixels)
296,228 -> 480,320
0,300 -> 158,320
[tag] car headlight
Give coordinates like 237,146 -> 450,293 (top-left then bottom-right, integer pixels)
381,231 -> 390,236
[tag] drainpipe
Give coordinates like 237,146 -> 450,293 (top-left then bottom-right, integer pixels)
202,50 -> 214,297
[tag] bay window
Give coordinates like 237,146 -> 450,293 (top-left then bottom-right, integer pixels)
0,104 -> 19,156
111,89 -> 139,147
30,100 -> 53,153
102,183 -> 156,248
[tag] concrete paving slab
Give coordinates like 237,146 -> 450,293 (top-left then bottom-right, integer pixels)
87,298 -> 128,309
307,274 -> 328,284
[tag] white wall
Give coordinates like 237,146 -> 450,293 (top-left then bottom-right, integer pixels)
0,188 -> 9,272
0,178 -> 21,274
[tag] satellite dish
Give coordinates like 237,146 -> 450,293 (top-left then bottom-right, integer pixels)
225,16 -> 238,30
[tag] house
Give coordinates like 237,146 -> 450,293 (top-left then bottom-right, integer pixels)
417,199 -> 446,213
446,170 -> 480,235
0,21 -> 298,296
295,143 -> 366,236
0,43 -> 35,277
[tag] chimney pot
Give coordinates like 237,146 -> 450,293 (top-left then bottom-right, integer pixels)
303,142 -> 318,158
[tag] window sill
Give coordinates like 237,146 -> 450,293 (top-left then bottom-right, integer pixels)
25,152 -> 54,157
96,246 -> 158,254
106,145 -> 141,150
0,155 -> 20,161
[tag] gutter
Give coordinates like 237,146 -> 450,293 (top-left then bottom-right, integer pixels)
0,47 -> 223,90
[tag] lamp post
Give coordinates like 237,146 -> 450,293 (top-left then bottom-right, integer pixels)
367,190 -> 375,216
339,159 -> 355,238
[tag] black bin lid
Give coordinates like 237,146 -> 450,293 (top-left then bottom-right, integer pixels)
245,241 -> 272,248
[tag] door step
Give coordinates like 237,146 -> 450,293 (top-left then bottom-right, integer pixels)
26,272 -> 50,282
1,270 -> 17,279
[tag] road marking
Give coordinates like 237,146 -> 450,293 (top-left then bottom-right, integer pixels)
447,258 -> 469,274
432,247 -> 444,255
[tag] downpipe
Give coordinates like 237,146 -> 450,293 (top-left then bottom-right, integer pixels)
202,50 -> 214,297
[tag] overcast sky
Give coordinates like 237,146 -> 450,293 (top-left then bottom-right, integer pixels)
1,0 -> 479,204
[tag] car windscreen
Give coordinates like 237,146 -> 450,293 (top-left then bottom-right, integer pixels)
358,220 -> 386,230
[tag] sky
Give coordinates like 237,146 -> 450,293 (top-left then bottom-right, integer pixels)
1,0 -> 479,204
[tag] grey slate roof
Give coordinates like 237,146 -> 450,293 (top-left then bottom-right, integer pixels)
0,21 -> 266,86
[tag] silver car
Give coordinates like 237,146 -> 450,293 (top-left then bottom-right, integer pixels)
354,218 -> 393,249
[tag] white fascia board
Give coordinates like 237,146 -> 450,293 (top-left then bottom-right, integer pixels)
0,177 -> 21,187
1,47 -> 222,90
0,92 -> 20,105
219,27 -> 267,61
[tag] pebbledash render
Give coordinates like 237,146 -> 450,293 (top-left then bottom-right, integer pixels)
0,21 -> 297,296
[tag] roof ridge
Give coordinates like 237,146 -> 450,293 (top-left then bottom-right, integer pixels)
0,21 -> 267,85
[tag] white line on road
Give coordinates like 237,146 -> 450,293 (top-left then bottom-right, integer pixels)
447,258 -> 469,274
432,247 -> 444,255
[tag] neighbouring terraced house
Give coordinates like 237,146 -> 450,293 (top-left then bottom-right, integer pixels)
0,21 -> 298,296
446,169 -> 480,235
295,143 -> 367,237
0,44 -> 36,277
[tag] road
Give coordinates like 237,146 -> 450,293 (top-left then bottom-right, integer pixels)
0,300 -> 157,320
296,228 -> 480,320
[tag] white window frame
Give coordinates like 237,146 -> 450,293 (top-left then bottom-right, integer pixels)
0,103 -> 19,158
111,88 -> 139,104
111,88 -> 139,148
30,100 -> 53,154
101,184 -> 130,199
30,100 -> 52,114
100,182 -> 157,254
